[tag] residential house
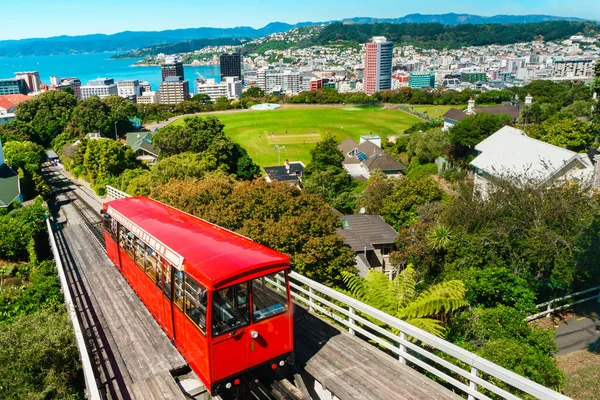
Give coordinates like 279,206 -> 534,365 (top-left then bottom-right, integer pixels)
0,139 -> 22,207
338,135 -> 406,180
336,214 -> 398,279
0,94 -> 29,114
442,97 -> 521,131
264,160 -> 305,187
126,131 -> 159,164
470,126 -> 596,195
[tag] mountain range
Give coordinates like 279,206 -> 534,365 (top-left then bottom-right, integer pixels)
0,13 -> 594,58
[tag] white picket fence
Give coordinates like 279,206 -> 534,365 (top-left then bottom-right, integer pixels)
106,186 -> 570,399
527,286 -> 600,322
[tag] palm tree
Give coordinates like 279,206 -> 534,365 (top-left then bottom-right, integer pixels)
342,266 -> 467,337
427,224 -> 452,252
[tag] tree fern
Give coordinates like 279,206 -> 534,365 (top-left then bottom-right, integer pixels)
399,280 -> 467,320
341,267 -> 467,338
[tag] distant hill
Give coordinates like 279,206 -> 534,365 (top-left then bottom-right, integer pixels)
0,22 -> 318,58
342,13 -> 592,25
0,13 -> 595,58
315,21 -> 599,50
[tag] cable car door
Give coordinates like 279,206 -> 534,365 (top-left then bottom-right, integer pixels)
211,283 -> 250,381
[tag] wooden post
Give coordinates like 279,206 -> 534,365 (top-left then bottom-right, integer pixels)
398,332 -> 407,364
468,367 -> 479,400
546,302 -> 552,318
308,287 -> 314,313
348,306 -> 355,336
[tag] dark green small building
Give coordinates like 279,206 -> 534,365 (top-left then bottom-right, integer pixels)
0,139 -> 22,207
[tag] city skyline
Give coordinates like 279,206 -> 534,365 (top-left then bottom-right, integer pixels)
1,0 -> 599,41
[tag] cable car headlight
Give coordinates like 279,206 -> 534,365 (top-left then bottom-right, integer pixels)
225,382 -> 232,389
250,330 -> 259,339
279,360 -> 285,367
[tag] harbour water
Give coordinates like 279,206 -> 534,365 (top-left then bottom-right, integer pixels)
0,53 -> 221,94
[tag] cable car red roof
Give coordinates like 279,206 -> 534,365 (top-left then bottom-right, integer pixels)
104,197 -> 290,289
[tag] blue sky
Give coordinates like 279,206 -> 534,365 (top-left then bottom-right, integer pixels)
1,0 -> 598,40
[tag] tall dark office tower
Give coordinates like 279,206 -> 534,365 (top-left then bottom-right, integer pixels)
219,53 -> 242,81
161,58 -> 184,81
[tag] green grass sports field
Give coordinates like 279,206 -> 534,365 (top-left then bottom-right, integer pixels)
171,105 -> 421,167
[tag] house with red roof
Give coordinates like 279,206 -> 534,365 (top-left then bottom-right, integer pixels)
0,94 -> 30,115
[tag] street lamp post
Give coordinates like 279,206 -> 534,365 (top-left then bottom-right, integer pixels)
114,121 -> 118,141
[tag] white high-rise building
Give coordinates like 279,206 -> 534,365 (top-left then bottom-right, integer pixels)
80,78 -> 118,99
195,77 -> 242,102
117,80 -> 141,99
256,68 -> 302,94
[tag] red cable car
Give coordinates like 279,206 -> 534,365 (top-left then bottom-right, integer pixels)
102,197 -> 294,395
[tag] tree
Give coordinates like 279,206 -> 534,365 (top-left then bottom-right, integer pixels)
518,103 -> 543,124
78,138 -> 139,182
190,93 -> 213,104
15,90 -> 78,145
153,116 -> 226,157
449,113 -> 512,157
440,180 -> 600,299
102,95 -> 137,137
406,128 -> 451,163
304,136 -> 344,176
303,167 -> 356,213
526,115 -> 594,152
447,306 -> 563,390
342,266 -> 467,337
427,224 -> 452,252
356,170 -> 395,214
381,177 -> 444,231
239,86 -> 264,100
0,309 -> 82,399
68,96 -> 112,136
0,120 -> 35,143
2,141 -> 50,199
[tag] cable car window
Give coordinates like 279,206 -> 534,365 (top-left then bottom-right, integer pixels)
135,238 -> 146,269
252,271 -> 288,322
174,270 -> 184,311
212,283 -> 250,336
163,260 -> 172,300
184,275 -> 207,333
144,246 -> 159,283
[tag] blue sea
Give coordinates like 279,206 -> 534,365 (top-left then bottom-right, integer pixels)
0,53 -> 220,94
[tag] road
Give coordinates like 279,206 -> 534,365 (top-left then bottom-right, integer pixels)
555,302 -> 600,355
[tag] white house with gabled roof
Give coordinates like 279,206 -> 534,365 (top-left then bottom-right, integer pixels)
470,126 -> 596,195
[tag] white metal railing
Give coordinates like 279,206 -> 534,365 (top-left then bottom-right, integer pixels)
46,217 -> 101,400
106,185 -> 131,200
527,286 -> 600,322
275,272 -> 570,400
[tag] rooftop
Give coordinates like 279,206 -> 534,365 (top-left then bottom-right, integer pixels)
263,162 -> 305,182
336,214 -> 398,252
471,126 -> 594,183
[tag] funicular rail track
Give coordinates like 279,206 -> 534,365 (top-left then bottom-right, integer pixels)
45,167 -> 304,400
46,168 -> 105,248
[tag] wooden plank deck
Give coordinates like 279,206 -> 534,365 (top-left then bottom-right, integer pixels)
51,183 -> 190,400
294,306 -> 462,400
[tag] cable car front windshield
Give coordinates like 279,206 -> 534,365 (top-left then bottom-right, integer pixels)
212,283 -> 250,336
